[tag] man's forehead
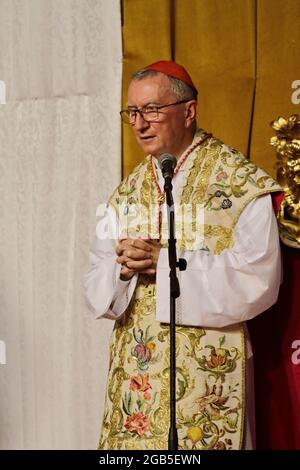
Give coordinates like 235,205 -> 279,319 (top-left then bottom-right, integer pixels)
127,75 -> 173,105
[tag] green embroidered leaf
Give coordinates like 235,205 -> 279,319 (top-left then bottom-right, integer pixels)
226,412 -> 238,429
194,414 -> 206,425
133,328 -> 144,344
229,383 -> 239,392
214,183 -> 230,189
139,361 -> 149,371
248,176 -> 257,186
219,336 -> 226,347
146,335 -> 155,343
144,325 -> 152,343
151,392 -> 158,406
122,392 -> 132,416
132,328 -> 139,343
139,329 -> 144,342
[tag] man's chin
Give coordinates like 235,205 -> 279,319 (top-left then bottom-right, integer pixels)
138,140 -> 161,157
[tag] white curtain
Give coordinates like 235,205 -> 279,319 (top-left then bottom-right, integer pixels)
0,0 -> 122,449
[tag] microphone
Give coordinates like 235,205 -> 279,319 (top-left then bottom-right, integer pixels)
158,153 -> 177,180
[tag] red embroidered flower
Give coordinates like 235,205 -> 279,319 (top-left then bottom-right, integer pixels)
216,171 -> 228,181
133,343 -> 152,362
207,348 -> 229,368
124,412 -> 150,436
130,373 -> 152,400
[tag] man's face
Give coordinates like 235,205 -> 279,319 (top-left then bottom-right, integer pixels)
127,73 -> 192,158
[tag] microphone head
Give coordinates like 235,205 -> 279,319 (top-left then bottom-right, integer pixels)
158,153 -> 177,175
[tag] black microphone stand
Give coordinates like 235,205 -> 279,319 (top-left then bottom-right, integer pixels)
163,174 -> 187,451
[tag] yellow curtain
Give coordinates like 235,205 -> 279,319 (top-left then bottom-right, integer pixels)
251,0 -> 300,175
174,0 -> 256,158
122,0 -> 300,178
122,0 -> 172,176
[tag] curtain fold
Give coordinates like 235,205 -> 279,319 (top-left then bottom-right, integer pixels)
250,0 -> 300,175
122,0 -> 173,175
0,0 -> 122,100
175,0 -> 256,157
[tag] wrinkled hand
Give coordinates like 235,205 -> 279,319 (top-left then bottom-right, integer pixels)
116,237 -> 161,281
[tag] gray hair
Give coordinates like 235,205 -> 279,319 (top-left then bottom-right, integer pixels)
132,68 -> 198,101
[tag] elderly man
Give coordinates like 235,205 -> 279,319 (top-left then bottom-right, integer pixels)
84,61 -> 282,450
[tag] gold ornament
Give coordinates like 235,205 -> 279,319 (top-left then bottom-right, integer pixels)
270,114 -> 300,247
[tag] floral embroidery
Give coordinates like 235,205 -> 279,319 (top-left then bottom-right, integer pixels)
196,381 -> 229,418
178,375 -> 240,450
130,373 -> 152,401
122,371 -> 157,435
202,152 -> 277,212
174,334 -> 242,450
216,170 -> 228,182
221,198 -> 232,209
197,335 -> 241,381
132,326 -> 159,371
121,325 -> 160,439
124,412 -> 150,437
100,280 -> 245,450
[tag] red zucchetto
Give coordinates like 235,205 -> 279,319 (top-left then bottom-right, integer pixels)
144,60 -> 198,94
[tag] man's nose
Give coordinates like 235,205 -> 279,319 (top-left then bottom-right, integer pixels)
134,112 -> 149,130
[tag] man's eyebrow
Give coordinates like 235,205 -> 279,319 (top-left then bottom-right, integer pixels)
126,102 -> 160,109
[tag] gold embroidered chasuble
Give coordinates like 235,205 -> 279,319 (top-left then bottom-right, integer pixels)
98,130 -> 281,450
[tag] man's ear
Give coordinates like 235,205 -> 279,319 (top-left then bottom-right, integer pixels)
185,101 -> 198,128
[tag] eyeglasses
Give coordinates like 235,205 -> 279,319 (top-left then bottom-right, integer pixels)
120,100 -> 190,124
